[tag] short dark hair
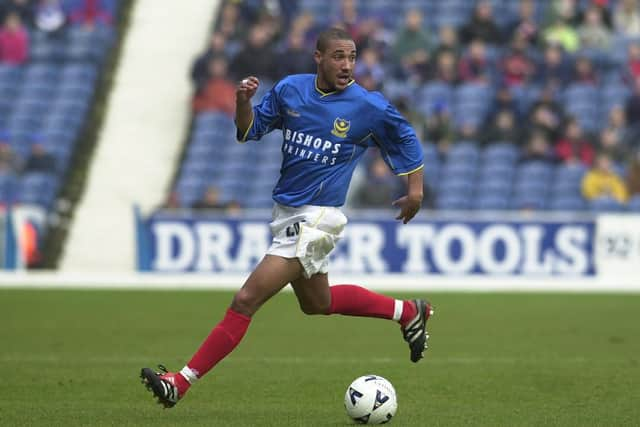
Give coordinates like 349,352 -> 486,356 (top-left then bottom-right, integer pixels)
315,27 -> 353,52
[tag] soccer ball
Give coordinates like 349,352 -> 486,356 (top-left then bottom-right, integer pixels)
344,375 -> 398,424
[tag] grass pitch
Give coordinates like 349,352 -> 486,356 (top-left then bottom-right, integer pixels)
1,289 -> 639,426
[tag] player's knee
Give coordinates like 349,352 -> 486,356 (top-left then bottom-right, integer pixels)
299,299 -> 331,315
231,289 -> 258,317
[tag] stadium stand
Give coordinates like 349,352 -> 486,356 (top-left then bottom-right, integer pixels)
0,0 -> 120,214
169,0 -> 640,212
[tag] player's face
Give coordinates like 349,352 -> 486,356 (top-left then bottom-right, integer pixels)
315,39 -> 356,91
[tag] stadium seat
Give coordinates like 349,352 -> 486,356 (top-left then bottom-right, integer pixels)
436,193 -> 471,210
416,82 -> 454,117
473,193 -> 510,210
628,195 -> 640,212
549,195 -> 587,211
589,197 -> 626,212
447,141 -> 480,165
482,143 -> 519,166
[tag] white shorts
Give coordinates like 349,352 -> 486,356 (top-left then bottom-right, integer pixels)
267,203 -> 348,278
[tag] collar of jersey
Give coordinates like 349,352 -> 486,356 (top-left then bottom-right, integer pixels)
314,76 -> 355,97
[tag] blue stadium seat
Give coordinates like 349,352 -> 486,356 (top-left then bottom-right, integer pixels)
473,194 -> 510,210
416,82 -> 454,116
478,175 -> 513,195
589,197 -> 626,212
447,141 -> 480,165
552,164 -> 587,197
0,171 -> 18,204
482,143 -> 519,165
628,195 -> 640,212
549,195 -> 587,211
60,63 -> 98,84
438,175 -> 475,197
436,193 -> 471,210
24,64 -> 60,82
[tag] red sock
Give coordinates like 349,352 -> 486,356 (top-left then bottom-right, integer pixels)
183,308 -> 251,381
328,285 -> 417,326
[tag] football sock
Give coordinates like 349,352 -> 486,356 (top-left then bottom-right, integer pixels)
180,308 -> 251,386
328,285 -> 417,327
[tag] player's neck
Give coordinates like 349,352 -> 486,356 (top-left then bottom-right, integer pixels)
315,75 -> 337,93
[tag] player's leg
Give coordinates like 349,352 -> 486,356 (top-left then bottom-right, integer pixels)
141,255 -> 303,407
291,275 -> 415,322
291,277 -> 433,362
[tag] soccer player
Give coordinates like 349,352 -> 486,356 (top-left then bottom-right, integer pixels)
141,27 -> 434,408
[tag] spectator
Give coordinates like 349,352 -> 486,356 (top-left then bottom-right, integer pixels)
455,121 -> 479,142
192,185 -> 241,213
394,97 -> 424,140
624,76 -> 640,125
34,0 -> 66,36
0,12 -> 28,64
160,191 -> 180,210
68,0 -> 113,28
506,0 -> 540,46
290,11 -> 316,48
576,0 -> 612,29
520,131 -> 555,164
0,0 -> 33,26
606,105 -> 636,152
423,102 -> 455,151
624,41 -> 640,84
230,24 -> 277,81
577,5 -> 611,50
23,144 -> 56,172
573,56 -> 598,84
487,85 -> 520,121
528,90 -> 565,141
434,25 -> 460,58
192,56 -> 236,116
191,32 -> 229,92
627,150 -> 640,196
333,0 -> 366,48
393,9 -> 431,82
351,156 -> 402,208
500,34 -> 536,87
277,30 -> 315,78
555,117 -> 595,166
535,43 -> 571,88
482,109 -> 521,145
459,0 -> 502,45
0,141 -> 19,172
598,127 -> 628,164
543,16 -> 580,53
217,1 -> 246,43
458,38 -> 492,83
613,0 -> 640,37
432,50 -> 458,84
545,0 -> 580,26
354,47 -> 384,90
581,153 -> 629,203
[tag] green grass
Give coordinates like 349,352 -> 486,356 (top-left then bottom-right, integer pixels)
1,290 -> 639,426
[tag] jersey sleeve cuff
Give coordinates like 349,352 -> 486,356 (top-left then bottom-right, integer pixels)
236,116 -> 254,144
395,164 -> 424,176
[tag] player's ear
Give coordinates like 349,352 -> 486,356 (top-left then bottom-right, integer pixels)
313,50 -> 322,65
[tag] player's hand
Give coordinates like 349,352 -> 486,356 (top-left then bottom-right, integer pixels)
236,76 -> 259,103
392,194 -> 423,224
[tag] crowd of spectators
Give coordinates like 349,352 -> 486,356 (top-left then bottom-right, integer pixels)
0,0 -> 114,196
185,0 -> 640,211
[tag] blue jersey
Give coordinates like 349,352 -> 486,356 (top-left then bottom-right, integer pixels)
237,74 -> 424,207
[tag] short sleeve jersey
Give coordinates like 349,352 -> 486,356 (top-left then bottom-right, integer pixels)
237,74 -> 424,207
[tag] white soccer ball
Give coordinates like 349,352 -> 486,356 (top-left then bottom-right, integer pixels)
344,375 -> 398,424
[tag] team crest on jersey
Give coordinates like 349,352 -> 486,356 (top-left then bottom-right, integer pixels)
331,117 -> 350,138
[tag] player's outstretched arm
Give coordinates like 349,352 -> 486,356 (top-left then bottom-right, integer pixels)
235,76 -> 259,138
392,167 -> 424,224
